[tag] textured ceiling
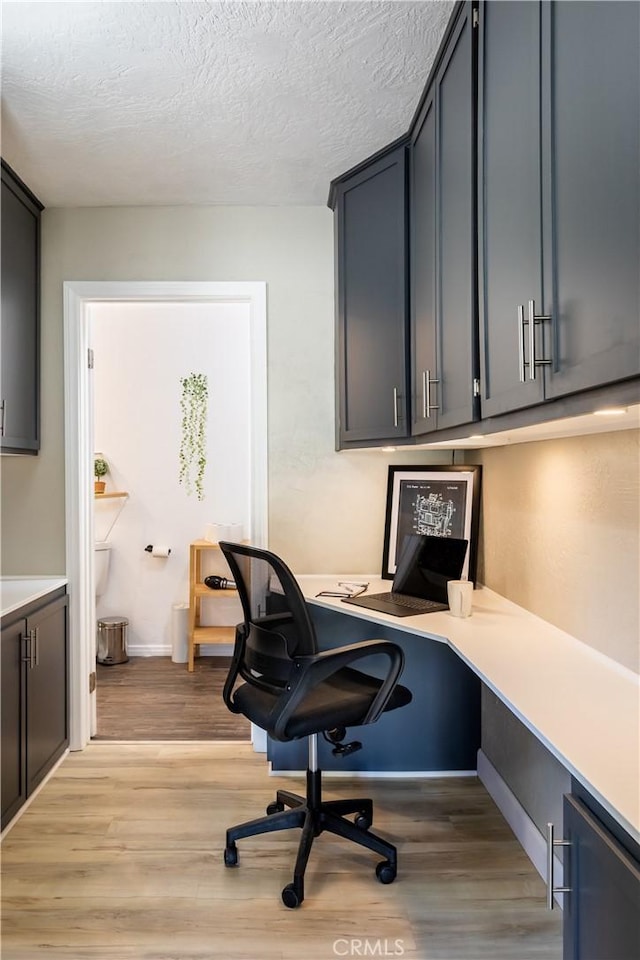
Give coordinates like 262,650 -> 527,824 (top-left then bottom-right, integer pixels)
1,0 -> 454,206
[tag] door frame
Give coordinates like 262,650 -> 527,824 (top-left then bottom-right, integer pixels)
63,280 -> 268,750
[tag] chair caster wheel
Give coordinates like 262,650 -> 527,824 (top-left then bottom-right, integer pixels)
223,843 -> 238,867
355,813 -> 371,831
267,801 -> 284,815
375,860 -> 396,884
281,882 -> 302,908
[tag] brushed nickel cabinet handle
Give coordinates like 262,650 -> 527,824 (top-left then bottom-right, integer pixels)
528,300 -> 552,381
393,387 -> 399,428
22,629 -> 37,669
546,822 -> 571,910
425,370 -> 440,418
518,305 -> 527,383
422,370 -> 428,420
21,631 -> 33,666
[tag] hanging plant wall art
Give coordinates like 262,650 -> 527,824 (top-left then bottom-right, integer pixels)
178,372 -> 208,501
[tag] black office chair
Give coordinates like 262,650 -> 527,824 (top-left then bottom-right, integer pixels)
218,541 -> 412,908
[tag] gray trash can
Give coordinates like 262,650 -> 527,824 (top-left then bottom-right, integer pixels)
97,616 -> 129,665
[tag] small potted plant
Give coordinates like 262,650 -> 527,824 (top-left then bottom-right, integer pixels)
94,457 -> 109,494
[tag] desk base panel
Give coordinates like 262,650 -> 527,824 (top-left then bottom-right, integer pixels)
268,607 -> 480,774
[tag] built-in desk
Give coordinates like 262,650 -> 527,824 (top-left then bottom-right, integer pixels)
296,577 -> 640,848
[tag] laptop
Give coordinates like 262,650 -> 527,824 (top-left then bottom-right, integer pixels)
343,534 -> 469,617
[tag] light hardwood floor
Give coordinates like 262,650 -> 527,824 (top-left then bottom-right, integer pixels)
1,742 -> 561,960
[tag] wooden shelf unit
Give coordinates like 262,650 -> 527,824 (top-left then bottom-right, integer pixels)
187,540 -> 236,671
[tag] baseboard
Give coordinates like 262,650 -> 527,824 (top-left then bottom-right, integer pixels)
477,749 -> 564,909
125,644 -> 233,658
126,644 -> 171,657
269,767 -> 477,779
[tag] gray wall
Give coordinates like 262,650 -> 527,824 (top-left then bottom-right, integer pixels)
0,204 -> 449,576
473,429 -> 638,831
472,429 -> 639,674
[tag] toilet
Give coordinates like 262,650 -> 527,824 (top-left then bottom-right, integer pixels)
95,540 -> 112,598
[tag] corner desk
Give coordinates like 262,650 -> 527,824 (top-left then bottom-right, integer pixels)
270,576 -> 640,957
274,577 -> 639,849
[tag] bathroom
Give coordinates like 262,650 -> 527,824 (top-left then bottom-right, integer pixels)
91,298 -> 254,730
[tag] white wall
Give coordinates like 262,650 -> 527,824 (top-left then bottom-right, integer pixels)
1,205 -> 449,577
92,300 -> 250,653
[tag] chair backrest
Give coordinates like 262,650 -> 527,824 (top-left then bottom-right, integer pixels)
219,541 -> 318,698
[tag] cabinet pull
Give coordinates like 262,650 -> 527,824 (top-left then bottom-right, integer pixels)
34,627 -> 40,667
393,387 -> 399,428
546,822 -> 571,910
21,631 -> 32,665
21,629 -> 37,669
422,371 -> 428,419
528,300 -> 552,380
425,370 -> 439,418
0,399 -> 5,437
517,305 -> 527,382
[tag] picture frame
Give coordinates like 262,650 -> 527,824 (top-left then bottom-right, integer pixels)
381,464 -> 482,583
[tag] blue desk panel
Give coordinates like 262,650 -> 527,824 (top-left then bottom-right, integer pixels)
268,604 -> 480,774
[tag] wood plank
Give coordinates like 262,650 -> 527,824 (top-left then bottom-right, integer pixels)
96,657 -> 250,741
0,742 -> 562,959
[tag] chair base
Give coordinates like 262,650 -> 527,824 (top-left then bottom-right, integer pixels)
223,769 -> 398,907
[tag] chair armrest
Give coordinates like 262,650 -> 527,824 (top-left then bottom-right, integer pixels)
270,639 -> 405,739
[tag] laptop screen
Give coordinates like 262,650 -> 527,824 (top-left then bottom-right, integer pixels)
393,534 -> 469,604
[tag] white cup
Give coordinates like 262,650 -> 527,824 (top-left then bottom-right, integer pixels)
447,580 -> 473,618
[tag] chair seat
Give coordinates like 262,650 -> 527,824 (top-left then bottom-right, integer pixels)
233,665 -> 412,740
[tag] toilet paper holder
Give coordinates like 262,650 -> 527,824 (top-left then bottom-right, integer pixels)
145,544 -> 172,556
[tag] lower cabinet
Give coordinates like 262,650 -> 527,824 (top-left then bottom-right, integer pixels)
562,793 -> 640,960
1,587 -> 69,829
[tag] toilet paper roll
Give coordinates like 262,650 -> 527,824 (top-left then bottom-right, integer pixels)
151,544 -> 171,558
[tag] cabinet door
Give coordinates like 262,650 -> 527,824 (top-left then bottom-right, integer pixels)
335,146 -> 409,444
435,1 -> 478,431
411,91 -> 437,434
25,595 -> 69,794
1,618 -> 27,829
478,0 -> 545,416
542,1 -> 640,399
0,164 -> 41,453
563,794 -> 640,960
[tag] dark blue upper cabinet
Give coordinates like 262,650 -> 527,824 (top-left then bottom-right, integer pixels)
1,161 -> 43,454
477,0 -> 544,416
411,1 -> 478,435
331,143 -> 410,446
542,1 -> 640,400
478,1 -> 640,417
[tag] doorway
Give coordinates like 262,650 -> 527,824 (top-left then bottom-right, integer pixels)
64,281 -> 267,750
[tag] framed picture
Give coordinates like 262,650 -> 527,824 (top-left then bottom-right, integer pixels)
381,465 -> 482,583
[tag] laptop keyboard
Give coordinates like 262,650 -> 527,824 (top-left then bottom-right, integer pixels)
366,592 -> 445,612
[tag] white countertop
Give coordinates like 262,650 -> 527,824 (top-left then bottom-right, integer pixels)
298,575 -> 640,845
1,577 -> 68,619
